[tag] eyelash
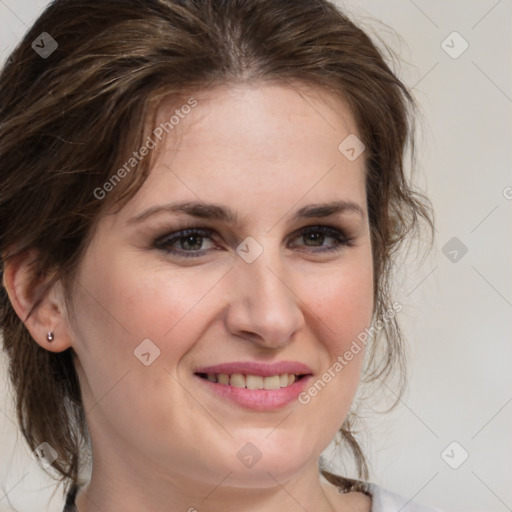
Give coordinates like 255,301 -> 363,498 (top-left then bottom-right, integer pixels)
154,225 -> 354,258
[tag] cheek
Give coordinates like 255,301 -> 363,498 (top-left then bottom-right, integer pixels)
72,248 -> 225,349
295,255 -> 373,410
68,251 -> 225,411
302,259 -> 374,353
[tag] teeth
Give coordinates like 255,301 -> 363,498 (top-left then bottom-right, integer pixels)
205,373 -> 300,389
230,373 -> 245,388
264,375 -> 281,390
217,374 -> 230,385
246,375 -> 263,390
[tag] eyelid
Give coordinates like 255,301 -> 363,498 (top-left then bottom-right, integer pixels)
154,227 -> 215,250
287,224 -> 354,249
153,222 -> 355,258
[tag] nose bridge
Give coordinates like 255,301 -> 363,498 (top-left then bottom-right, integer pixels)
226,239 -> 304,347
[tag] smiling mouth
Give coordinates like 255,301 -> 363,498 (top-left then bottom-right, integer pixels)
195,372 -> 308,390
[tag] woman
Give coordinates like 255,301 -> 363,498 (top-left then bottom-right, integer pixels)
0,0 -> 436,510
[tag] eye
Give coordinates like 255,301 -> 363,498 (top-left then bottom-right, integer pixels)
288,225 -> 353,253
154,228 -> 217,258
154,224 -> 353,259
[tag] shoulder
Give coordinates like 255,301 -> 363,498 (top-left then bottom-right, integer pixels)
367,483 -> 442,512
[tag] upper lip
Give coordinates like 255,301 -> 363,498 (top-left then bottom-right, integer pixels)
194,361 -> 313,377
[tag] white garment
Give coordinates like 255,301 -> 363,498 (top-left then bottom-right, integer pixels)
368,483 -> 442,512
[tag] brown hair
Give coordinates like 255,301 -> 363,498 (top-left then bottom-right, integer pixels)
0,0 -> 433,498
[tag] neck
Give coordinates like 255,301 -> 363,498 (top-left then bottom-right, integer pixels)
74,462 -> 342,512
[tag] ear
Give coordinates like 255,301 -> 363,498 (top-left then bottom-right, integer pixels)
2,248 -> 73,353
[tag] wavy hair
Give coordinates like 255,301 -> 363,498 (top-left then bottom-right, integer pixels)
0,0 -> 433,498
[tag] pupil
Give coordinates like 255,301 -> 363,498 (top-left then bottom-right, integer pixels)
305,232 -> 324,246
182,235 -> 202,250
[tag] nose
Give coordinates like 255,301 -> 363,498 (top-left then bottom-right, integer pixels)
224,248 -> 305,349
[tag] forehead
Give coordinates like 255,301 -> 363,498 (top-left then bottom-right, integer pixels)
162,81 -> 360,155
116,81 -> 367,224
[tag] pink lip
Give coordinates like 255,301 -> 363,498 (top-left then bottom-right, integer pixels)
193,361 -> 314,411
195,374 -> 313,411
194,361 -> 313,377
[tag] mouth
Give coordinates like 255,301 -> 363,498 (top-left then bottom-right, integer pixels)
195,372 -> 309,390
193,363 -> 313,411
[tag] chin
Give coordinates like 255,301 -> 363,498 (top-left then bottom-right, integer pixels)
224,459 -> 308,488
216,437 -> 316,488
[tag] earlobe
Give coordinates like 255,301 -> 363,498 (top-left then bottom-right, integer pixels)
2,248 -> 73,352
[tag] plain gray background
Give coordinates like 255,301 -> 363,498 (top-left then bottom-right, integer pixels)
0,1 -> 511,511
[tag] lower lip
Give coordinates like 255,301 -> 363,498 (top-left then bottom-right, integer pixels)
195,375 -> 313,411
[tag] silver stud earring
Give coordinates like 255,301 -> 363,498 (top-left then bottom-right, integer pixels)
46,332 -> 54,342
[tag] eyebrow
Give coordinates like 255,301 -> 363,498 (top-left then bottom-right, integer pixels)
128,199 -> 365,225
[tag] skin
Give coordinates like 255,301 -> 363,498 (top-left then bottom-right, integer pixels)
5,82 -> 373,511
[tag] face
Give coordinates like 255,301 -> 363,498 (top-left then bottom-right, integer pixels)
65,82 -> 373,492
